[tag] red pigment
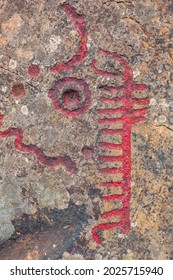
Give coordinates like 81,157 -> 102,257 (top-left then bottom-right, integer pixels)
48,77 -> 91,116
50,3 -> 88,73
99,85 -> 123,93
99,142 -> 122,150
103,182 -> 123,187
100,168 -> 122,175
91,49 -> 149,244
28,65 -> 40,78
81,146 -> 93,159
0,115 -> 77,174
91,59 -> 121,78
100,128 -> 123,135
12,84 -> 25,98
63,89 -> 80,109
99,155 -> 123,162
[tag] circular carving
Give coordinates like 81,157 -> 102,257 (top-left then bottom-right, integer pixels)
48,78 -> 91,116
81,146 -> 93,159
12,84 -> 25,98
62,89 -> 80,109
28,64 -> 40,78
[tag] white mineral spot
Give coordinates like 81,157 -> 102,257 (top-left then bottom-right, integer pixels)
87,41 -> 91,48
21,105 -> 28,115
70,30 -> 77,36
133,68 -> 140,78
9,59 -> 17,69
159,100 -> 169,107
49,35 -> 61,52
131,182 -> 135,187
159,115 -> 167,123
150,98 -> 157,106
87,36 -> 92,49
131,222 -> 138,228
11,107 -> 16,113
1,85 -> 7,92
118,234 -> 125,238
53,244 -> 56,249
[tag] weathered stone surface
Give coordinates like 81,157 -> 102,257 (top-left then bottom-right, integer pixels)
0,0 -> 172,259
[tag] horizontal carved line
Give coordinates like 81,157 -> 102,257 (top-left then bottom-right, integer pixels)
99,168 -> 122,174
103,194 -> 125,201
99,142 -> 122,150
99,155 -> 124,162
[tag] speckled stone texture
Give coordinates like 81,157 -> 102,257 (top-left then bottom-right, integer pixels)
0,0 -> 173,260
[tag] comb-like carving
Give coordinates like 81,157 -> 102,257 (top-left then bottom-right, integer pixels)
92,49 -> 149,244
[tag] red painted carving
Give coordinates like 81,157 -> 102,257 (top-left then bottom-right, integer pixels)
3,2 -> 150,245
28,64 -> 40,78
91,49 -> 149,244
81,146 -> 93,159
63,89 -> 80,108
50,3 -> 88,73
0,115 -> 77,174
48,77 -> 91,116
12,84 -> 25,98
91,59 -> 121,78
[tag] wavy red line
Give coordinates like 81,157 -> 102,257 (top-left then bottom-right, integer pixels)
0,115 -> 77,174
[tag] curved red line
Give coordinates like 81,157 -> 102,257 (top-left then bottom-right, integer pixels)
0,114 -> 77,174
102,208 -> 124,218
50,3 -> 88,73
91,59 -> 120,77
91,49 -> 133,86
92,222 -> 125,244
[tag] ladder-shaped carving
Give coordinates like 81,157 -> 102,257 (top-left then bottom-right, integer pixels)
92,49 -> 149,244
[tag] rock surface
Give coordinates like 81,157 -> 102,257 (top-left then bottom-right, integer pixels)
0,0 -> 172,260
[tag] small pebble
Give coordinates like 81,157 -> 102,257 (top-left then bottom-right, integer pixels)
28,64 -> 40,78
133,68 -> 140,78
81,146 -> 94,159
9,59 -> 17,69
21,105 -> 28,115
150,98 -> 157,106
1,86 -> 7,92
158,115 -> 167,123
12,84 -> 25,98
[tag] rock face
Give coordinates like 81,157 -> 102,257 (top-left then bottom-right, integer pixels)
0,0 -> 172,260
